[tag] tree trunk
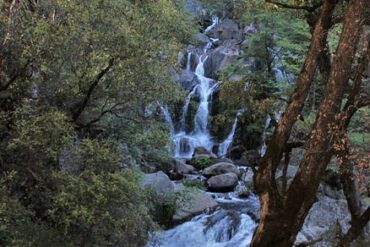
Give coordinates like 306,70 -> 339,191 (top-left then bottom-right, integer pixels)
251,0 -> 367,246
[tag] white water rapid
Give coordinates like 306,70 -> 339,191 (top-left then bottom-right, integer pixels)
147,193 -> 259,247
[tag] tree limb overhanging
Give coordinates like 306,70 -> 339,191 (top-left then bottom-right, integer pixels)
265,0 -> 323,12
72,58 -> 115,122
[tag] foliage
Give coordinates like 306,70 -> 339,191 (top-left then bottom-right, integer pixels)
49,170 -> 156,247
183,179 -> 205,189
189,156 -> 213,170
0,0 -> 197,246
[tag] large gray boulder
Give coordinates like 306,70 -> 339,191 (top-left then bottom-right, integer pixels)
295,194 -> 351,246
174,159 -> 195,175
193,32 -> 210,45
204,45 -> 240,78
173,188 -> 218,223
140,171 -> 175,196
202,162 -> 240,178
179,70 -> 197,90
206,172 -> 239,192
210,19 -> 243,42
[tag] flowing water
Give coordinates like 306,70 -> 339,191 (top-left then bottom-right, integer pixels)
147,193 -> 259,247
151,15 -> 264,247
161,16 -> 238,159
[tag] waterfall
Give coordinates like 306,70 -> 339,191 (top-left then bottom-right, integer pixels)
160,104 -> 175,135
218,112 -> 240,157
147,194 -> 259,247
186,52 -> 192,71
205,16 -> 220,33
180,85 -> 198,130
160,15 -> 241,158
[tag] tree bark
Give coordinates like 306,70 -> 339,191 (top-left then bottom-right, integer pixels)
252,1 -> 336,245
251,0 -> 367,246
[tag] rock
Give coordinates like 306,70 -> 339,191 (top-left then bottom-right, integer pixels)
185,0 -> 203,17
296,194 -> 351,246
241,168 -> 254,190
243,22 -> 258,35
235,184 -> 251,198
174,159 -> 195,175
212,157 -> 234,164
177,51 -> 186,67
228,74 -> 244,82
210,19 -> 243,42
240,150 -> 261,166
202,162 -> 240,178
179,70 -> 197,90
204,45 -> 240,78
187,154 -> 214,170
193,146 -> 216,157
173,188 -> 218,223
206,172 -> 238,192
140,171 -> 175,196
169,66 -> 180,82
193,32 -> 210,45
229,145 -> 247,160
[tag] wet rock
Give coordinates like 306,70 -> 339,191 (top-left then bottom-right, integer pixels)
206,173 -> 238,192
235,185 -> 251,198
174,159 -> 195,175
141,171 -> 175,196
173,189 -> 218,223
179,70 -> 197,90
193,32 -> 210,45
193,146 -> 216,157
210,19 -> 243,42
237,150 -> 261,166
203,162 -> 240,178
229,145 -> 247,160
188,154 -> 214,170
204,45 -> 240,78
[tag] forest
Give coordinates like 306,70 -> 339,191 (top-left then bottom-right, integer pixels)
0,0 -> 369,246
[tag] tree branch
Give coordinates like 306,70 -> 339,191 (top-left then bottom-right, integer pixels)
0,60 -> 30,91
265,0 -> 323,12
72,58 -> 115,122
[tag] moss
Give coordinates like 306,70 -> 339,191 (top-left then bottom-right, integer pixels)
183,179 -> 205,189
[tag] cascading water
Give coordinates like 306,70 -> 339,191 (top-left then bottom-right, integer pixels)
160,16 -> 240,159
147,194 -> 259,247
218,112 -> 241,157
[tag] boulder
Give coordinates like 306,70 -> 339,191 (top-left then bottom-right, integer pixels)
174,159 -> 195,175
206,172 -> 238,192
193,32 -> 210,45
202,162 -> 240,178
235,184 -> 251,198
140,171 -> 175,196
210,19 -> 243,42
179,70 -> 197,91
173,188 -> 218,223
243,150 -> 261,166
296,194 -> 351,246
204,45 -> 240,78
193,146 -> 216,157
229,145 -> 247,160
187,154 -> 214,170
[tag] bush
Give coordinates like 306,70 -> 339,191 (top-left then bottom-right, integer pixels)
48,169 -> 156,247
183,179 -> 205,189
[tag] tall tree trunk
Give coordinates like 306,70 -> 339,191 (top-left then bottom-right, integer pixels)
252,1 -> 336,245
251,0 -> 367,246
